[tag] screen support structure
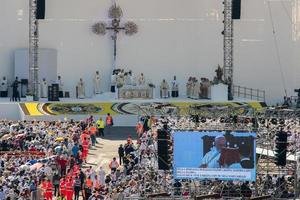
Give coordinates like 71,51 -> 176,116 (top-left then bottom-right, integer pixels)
29,0 -> 39,101
223,0 -> 234,100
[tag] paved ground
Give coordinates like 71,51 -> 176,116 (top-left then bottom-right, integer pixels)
84,126 -> 137,173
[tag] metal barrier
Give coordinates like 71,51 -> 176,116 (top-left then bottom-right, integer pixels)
233,85 -> 266,102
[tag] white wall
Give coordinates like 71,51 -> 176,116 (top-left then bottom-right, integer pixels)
0,0 -> 300,103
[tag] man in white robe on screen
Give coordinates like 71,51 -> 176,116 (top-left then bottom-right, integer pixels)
40,78 -> 48,98
200,135 -> 226,168
77,78 -> 85,99
93,71 -> 101,95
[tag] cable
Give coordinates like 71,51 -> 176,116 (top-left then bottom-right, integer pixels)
267,1 -> 288,97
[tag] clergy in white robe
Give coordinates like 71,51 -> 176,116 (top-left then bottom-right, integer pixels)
186,77 -> 192,98
98,167 -> 106,186
192,79 -> 201,99
77,78 -> 85,99
0,76 -> 8,97
160,79 -> 169,98
111,71 -> 117,93
40,78 -> 48,98
128,70 -> 135,86
124,73 -> 131,86
171,76 -> 179,98
138,73 -> 145,86
93,71 -> 101,94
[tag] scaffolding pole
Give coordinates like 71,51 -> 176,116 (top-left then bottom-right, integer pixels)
223,0 -> 234,100
29,0 -> 39,101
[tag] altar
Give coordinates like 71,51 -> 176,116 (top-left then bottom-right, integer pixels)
118,85 -> 154,99
211,83 -> 228,101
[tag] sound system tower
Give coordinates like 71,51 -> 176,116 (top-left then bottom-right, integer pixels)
48,86 -> 53,101
157,129 -> 170,170
36,0 -> 45,20
48,84 -> 59,101
232,0 -> 241,19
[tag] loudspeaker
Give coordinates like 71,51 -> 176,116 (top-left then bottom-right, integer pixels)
158,139 -> 170,170
36,0 -> 45,20
48,86 -> 53,101
157,129 -> 168,140
21,79 -> 28,85
52,84 -> 59,101
232,0 -> 241,19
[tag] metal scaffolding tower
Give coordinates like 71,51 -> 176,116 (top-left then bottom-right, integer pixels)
223,0 -> 234,100
29,0 -> 39,101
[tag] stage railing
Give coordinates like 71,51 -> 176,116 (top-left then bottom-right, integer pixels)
233,85 -> 266,102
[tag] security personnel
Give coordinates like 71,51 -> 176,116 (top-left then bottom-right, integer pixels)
96,117 -> 105,137
45,179 -> 53,200
105,113 -> 113,126
82,138 -> 89,163
59,177 -> 66,197
65,178 -> 74,200
41,179 -> 48,199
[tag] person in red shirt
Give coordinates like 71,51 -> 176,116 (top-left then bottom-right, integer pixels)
65,178 -> 74,200
59,177 -> 66,197
45,178 -> 53,200
41,179 -> 47,199
105,113 -> 113,126
81,138 -> 89,163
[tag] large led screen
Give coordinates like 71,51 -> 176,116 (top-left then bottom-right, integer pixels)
173,131 -> 256,181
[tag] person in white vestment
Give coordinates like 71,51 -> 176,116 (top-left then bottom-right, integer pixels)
111,70 -> 117,93
171,76 -> 179,98
93,71 -> 101,95
138,73 -> 145,86
124,72 -> 131,86
186,77 -> 192,98
98,166 -> 106,186
129,70 -> 135,85
192,78 -> 200,99
40,78 -> 48,98
160,79 -> 169,98
0,76 -> 8,97
77,78 -> 85,99
200,135 -> 226,168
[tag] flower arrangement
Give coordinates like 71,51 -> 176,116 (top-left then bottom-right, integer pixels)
124,22 -> 138,36
108,3 -> 123,19
92,22 -> 107,35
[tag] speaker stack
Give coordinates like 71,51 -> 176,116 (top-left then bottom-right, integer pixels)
36,0 -> 46,20
157,129 -> 171,170
232,0 -> 241,19
48,84 -> 59,101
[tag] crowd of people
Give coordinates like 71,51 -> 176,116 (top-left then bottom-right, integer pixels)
0,111 -> 300,199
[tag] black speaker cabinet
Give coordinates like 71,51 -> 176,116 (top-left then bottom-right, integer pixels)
36,0 -> 45,19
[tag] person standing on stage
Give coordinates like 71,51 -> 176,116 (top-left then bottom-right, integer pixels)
11,76 -> 21,102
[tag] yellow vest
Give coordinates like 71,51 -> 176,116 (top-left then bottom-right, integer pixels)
96,120 -> 105,128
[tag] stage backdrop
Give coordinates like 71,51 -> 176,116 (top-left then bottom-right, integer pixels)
1,0 -> 300,102
173,131 -> 256,181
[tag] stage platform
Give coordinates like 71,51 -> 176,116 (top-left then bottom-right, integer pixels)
0,92 -> 266,126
